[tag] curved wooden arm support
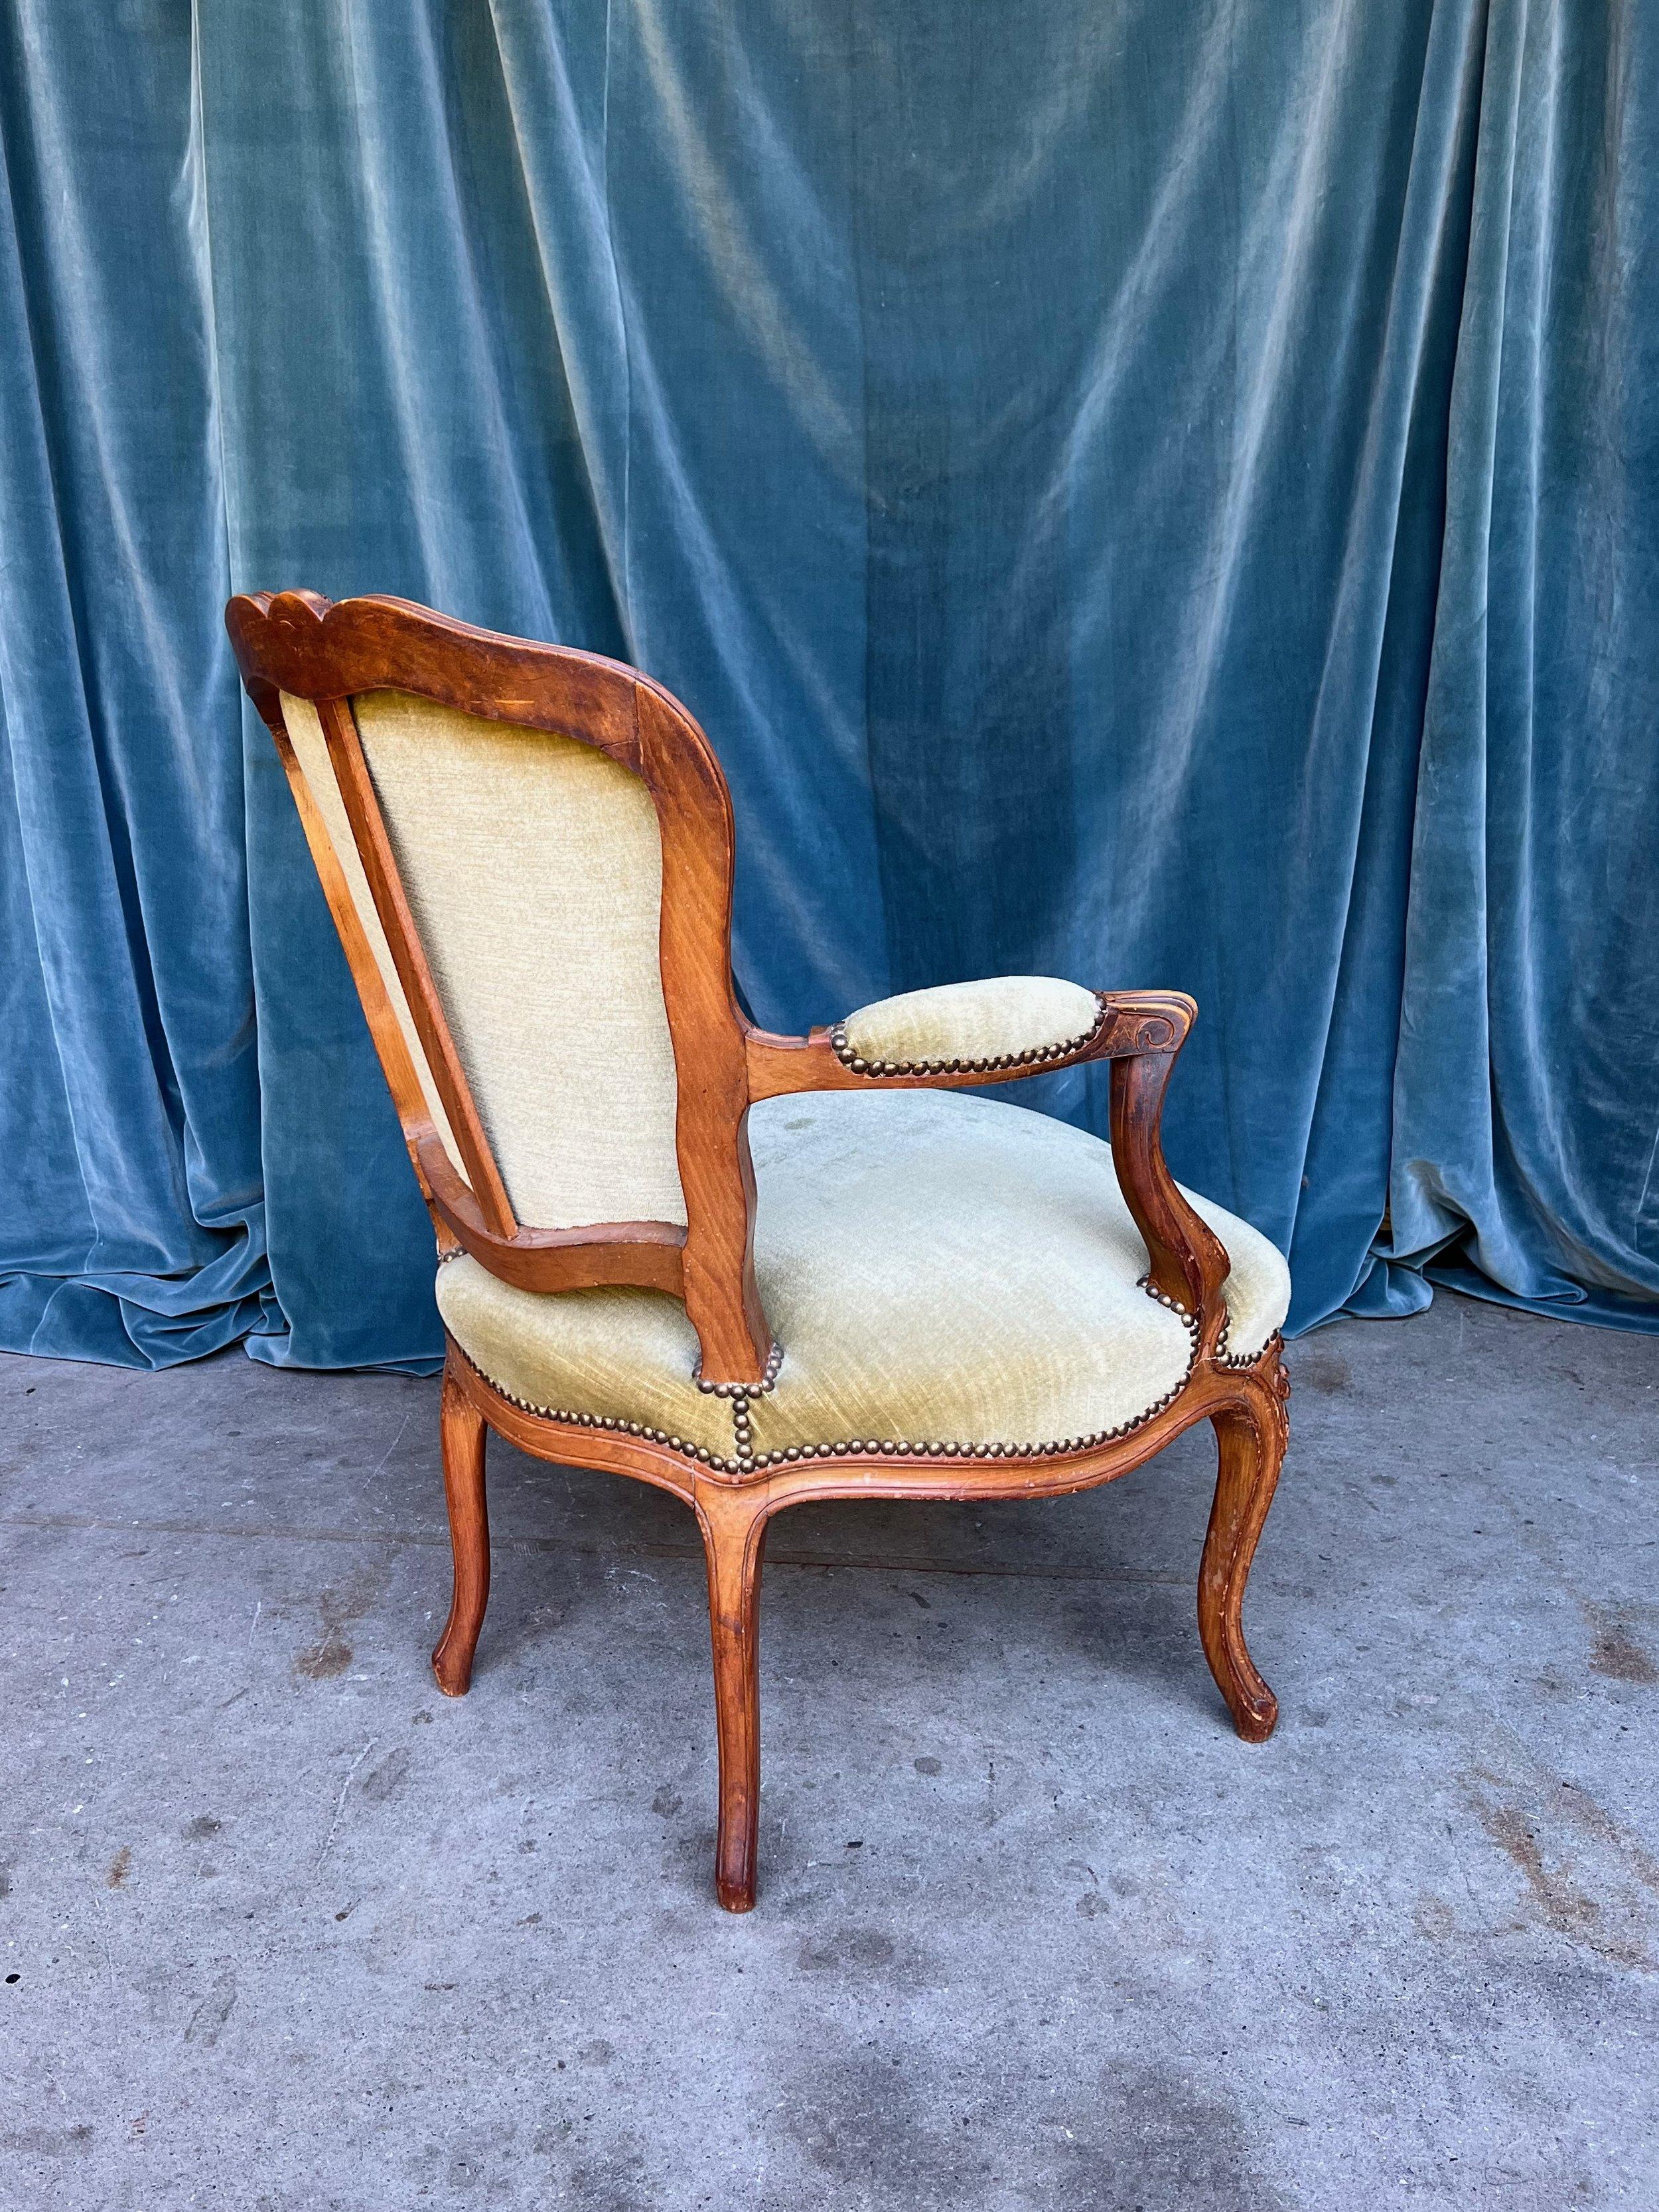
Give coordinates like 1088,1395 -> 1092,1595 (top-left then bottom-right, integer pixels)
413,1130 -> 687,1297
746,988 -> 1231,1354
1108,1048 -> 1231,1354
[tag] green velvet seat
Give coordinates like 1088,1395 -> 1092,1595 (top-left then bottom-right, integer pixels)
438,1086 -> 1289,1472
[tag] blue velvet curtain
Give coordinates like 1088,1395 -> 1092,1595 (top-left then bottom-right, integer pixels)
2,0 -> 1655,1371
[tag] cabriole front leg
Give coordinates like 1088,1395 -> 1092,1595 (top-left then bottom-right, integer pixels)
1199,1356 -> 1288,1741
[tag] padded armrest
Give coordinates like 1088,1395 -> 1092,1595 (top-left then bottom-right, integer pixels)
830,977 -> 1104,1076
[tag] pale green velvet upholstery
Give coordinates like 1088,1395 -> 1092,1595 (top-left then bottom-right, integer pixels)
437,1089 -> 1291,1470
838,976 -> 1102,1070
352,690 -> 687,1230
281,688 -> 687,1226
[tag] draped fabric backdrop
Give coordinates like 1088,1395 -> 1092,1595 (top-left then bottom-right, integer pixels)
2,0 -> 1656,1372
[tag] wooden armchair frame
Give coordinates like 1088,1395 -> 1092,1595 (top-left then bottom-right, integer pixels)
228,590 -> 1288,1912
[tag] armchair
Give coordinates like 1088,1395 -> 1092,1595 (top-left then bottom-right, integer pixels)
227,591 -> 1291,1911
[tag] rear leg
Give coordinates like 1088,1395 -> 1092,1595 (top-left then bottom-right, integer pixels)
432,1357 -> 490,1696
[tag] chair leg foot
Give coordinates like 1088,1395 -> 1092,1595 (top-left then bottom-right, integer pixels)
432,1360 -> 490,1698
699,1488 -> 769,1912
1200,1359 -> 1288,1741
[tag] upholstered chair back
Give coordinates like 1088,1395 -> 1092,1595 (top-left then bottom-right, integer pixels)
278,687 -> 685,1232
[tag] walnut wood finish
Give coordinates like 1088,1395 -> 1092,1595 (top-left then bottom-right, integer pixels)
433,1364 -> 489,1698
442,1331 -> 1290,1903
696,1483 -> 771,1911
1109,1044 -> 1233,1354
319,694 -> 518,1240
228,589 -> 768,1378
1202,1364 -> 1290,1743
227,589 -> 1289,1913
634,682 -> 772,1381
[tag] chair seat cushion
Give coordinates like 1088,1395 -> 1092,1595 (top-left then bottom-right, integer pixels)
435,1089 -> 1290,1471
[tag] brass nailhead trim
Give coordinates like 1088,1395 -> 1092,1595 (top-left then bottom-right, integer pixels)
457,1284 -> 1260,1476
830,994 -> 1109,1078
1216,1326 -> 1283,1370
1195,1282 -> 1282,1372
733,1286 -> 1201,1469
445,1010 -> 1287,1465
694,1338 -> 785,1398
451,1346 -> 740,1475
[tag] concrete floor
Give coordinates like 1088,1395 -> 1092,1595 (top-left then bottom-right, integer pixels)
1,1294 -> 1655,2210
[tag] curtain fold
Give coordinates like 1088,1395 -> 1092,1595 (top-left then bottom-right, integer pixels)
1385,0 -> 1659,1329
0,0 -> 267,1366
1,0 -> 1654,1370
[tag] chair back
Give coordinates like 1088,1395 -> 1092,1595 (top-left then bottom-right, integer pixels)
226,592 -> 772,1382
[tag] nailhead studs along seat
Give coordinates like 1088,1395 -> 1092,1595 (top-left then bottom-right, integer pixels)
438,1086 -> 1289,1471
227,590 -> 1295,1912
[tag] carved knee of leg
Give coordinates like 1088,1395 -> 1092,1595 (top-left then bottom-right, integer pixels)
1200,1378 -> 1285,1741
